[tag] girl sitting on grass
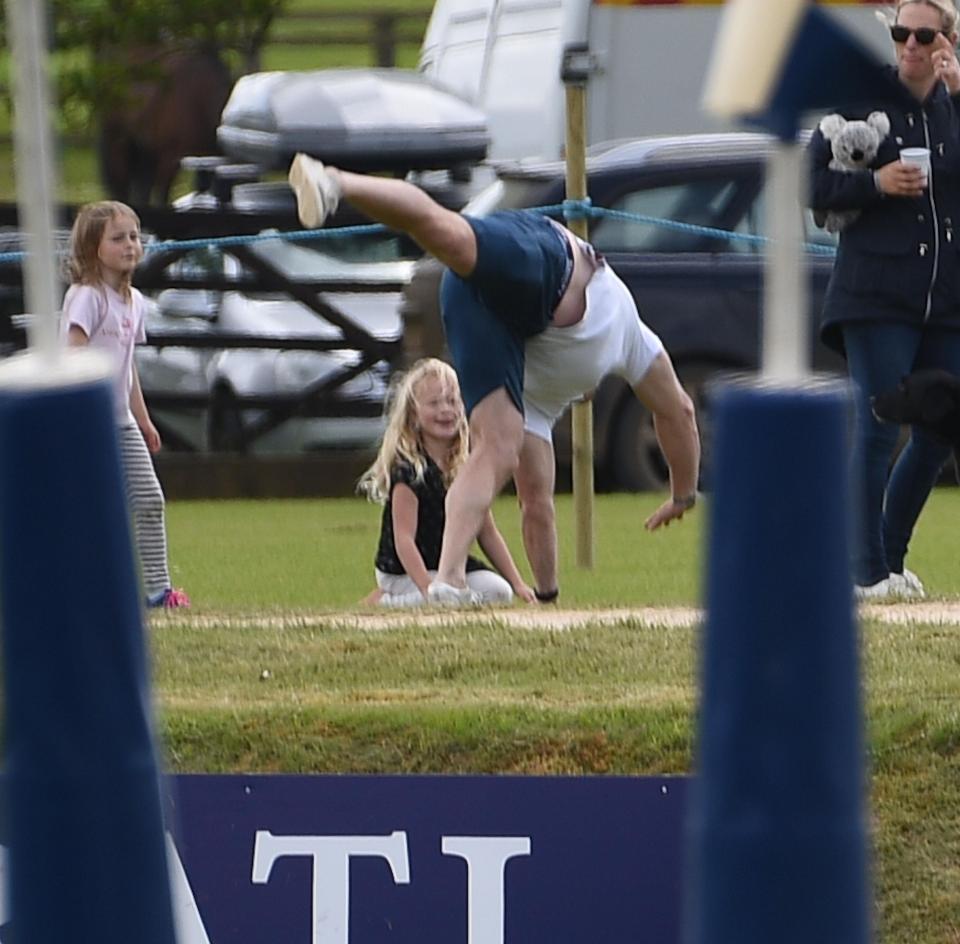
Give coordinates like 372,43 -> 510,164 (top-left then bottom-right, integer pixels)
359,358 -> 534,607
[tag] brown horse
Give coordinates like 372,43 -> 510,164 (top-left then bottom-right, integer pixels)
99,44 -> 234,207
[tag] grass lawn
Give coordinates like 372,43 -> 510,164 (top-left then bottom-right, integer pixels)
150,488 -> 960,942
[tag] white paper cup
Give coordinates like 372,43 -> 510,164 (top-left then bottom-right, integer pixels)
900,147 -> 931,185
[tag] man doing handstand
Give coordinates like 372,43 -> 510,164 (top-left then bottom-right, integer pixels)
289,154 -> 701,604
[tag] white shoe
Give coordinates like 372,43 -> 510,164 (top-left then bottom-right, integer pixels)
288,153 -> 341,228
890,568 -> 926,599
854,570 -> 926,603
427,580 -> 481,607
854,576 -> 895,602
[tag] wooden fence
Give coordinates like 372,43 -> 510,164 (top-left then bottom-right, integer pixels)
270,8 -> 431,67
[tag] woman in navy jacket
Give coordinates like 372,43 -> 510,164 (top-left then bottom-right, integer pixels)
810,0 -> 960,600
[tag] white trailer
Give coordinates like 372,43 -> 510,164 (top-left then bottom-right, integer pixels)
419,0 -> 893,161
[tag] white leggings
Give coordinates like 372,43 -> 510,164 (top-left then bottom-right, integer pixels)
117,423 -> 170,597
375,568 -> 513,607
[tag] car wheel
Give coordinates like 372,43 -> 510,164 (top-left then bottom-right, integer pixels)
208,385 -> 245,453
610,361 -> 731,492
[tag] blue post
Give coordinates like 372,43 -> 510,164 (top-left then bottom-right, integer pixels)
0,368 -> 176,944
685,379 -> 870,944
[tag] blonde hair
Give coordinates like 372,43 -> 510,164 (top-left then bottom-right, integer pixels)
883,0 -> 960,31
65,200 -> 141,297
358,358 -> 469,503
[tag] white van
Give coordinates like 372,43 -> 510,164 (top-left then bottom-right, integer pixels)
418,0 -> 893,163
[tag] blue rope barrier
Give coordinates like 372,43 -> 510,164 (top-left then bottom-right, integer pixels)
0,199 -> 838,265
560,197 -> 593,221
539,202 -> 838,257
0,220 -> 391,265
146,221 -> 392,256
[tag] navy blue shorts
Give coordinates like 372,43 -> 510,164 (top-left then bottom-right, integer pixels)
440,210 -> 571,415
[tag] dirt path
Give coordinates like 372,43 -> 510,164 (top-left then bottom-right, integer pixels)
158,601 -> 960,631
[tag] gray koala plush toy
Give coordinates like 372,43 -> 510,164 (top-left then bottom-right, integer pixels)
814,110 -> 891,234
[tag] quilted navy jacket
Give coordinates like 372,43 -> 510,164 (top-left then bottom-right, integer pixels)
809,68 -> 960,354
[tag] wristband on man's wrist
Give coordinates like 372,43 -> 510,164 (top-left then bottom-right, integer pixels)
534,587 -> 559,603
672,492 -> 697,510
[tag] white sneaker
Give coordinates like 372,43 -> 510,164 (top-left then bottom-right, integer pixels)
854,570 -> 926,602
890,568 -> 926,599
427,580 -> 481,607
854,576 -> 895,602
288,153 -> 341,228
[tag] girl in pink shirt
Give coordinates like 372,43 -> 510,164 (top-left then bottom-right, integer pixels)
63,201 -> 189,609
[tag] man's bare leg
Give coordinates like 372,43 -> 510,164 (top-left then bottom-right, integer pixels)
289,154 -> 477,275
291,155 -> 525,603
514,431 -> 559,596
434,389 -> 525,588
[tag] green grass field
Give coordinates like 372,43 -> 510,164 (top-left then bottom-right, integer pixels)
150,488 -> 960,943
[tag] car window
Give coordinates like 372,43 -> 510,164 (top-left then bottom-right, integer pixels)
284,231 -> 418,265
251,236 -> 416,281
589,173 -> 839,256
591,177 -> 756,253
729,180 -> 840,253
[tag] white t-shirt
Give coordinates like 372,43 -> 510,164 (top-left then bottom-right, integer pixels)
522,262 -> 665,441
63,283 -> 147,425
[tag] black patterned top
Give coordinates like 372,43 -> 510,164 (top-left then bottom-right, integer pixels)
375,452 -> 485,575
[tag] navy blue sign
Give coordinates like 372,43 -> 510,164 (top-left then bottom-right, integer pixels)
167,775 -> 687,944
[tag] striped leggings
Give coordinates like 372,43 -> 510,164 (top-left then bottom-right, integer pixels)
117,423 -> 170,597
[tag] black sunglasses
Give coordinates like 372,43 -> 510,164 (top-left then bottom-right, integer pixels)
890,24 -> 948,44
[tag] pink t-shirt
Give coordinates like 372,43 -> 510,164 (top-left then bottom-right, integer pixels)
63,283 -> 147,424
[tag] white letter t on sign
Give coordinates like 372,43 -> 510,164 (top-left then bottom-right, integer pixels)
252,830 -> 410,944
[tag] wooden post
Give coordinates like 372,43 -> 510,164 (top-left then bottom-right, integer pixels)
372,13 -> 397,68
562,45 -> 594,570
